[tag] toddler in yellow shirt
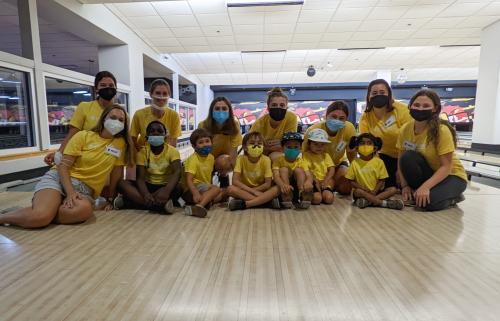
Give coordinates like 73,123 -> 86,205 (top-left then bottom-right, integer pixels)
272,132 -> 313,209
345,133 -> 403,210
227,132 -> 280,211
302,128 -> 336,205
182,128 -> 223,218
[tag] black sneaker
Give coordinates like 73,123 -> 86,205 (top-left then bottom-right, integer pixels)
270,197 -> 281,210
451,194 -> 465,206
228,199 -> 246,211
163,199 -> 174,214
354,198 -> 370,209
386,199 -> 404,210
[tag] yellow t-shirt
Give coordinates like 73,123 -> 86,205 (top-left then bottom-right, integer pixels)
130,106 -> 181,147
303,121 -> 356,165
136,144 -> 181,185
198,118 -> 242,158
249,111 -> 297,147
184,152 -> 214,185
234,154 -> 273,188
272,155 -> 308,176
345,157 -> 388,191
69,100 -> 104,130
303,151 -> 335,181
359,100 -> 411,158
396,120 -> 467,181
63,131 -> 126,197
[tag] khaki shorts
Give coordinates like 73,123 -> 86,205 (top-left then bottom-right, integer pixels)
34,170 -> 94,203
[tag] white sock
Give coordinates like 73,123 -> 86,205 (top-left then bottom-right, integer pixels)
382,200 -> 388,207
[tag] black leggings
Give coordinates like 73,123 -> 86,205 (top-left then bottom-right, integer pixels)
399,150 -> 467,211
379,153 -> 398,188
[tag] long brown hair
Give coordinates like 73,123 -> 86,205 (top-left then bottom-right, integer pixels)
266,87 -> 288,107
409,89 -> 457,148
92,104 -> 134,165
365,79 -> 394,113
203,97 -> 238,135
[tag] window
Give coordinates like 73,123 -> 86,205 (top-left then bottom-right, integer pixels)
0,1 -> 23,57
45,77 -> 92,144
0,66 -> 34,150
179,106 -> 188,132
116,92 -> 129,112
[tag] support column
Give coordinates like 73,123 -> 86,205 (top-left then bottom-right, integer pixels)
18,0 -> 50,150
472,20 -> 500,151
172,72 -> 179,102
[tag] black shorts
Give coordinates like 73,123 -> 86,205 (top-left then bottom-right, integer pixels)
279,175 -> 301,202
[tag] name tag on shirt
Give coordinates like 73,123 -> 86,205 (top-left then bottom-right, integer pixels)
403,140 -> 417,151
106,145 -> 121,158
336,140 -> 347,152
384,115 -> 396,128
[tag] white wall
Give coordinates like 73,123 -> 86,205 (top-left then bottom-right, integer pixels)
473,19 -> 500,145
196,84 -> 214,124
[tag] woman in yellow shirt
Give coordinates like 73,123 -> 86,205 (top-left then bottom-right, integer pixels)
198,97 -> 242,188
303,101 -> 356,195
397,89 -> 467,211
1,105 -> 133,228
44,71 -> 118,165
130,79 -> 181,150
249,87 -> 298,161
359,79 -> 412,188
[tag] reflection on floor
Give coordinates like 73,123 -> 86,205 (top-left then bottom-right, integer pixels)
1,182 -> 500,321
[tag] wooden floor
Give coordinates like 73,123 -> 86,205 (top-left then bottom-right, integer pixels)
1,182 -> 500,321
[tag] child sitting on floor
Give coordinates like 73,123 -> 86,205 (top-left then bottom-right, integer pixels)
345,133 -> 404,210
302,128 -> 336,205
114,121 -> 181,214
272,132 -> 313,209
182,128 -> 223,217
227,131 -> 280,211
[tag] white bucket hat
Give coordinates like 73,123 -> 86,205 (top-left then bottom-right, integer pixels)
308,128 -> 331,143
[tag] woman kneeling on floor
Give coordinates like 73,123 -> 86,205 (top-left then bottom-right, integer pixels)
0,105 -> 133,228
114,120 -> 182,214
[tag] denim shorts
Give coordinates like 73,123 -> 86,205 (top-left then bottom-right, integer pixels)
34,169 -> 94,202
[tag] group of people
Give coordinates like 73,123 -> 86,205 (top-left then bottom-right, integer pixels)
0,71 -> 467,229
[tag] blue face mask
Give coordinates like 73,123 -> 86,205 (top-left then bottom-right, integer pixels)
284,147 -> 301,160
326,118 -> 345,133
213,111 -> 229,124
147,135 -> 165,147
196,145 -> 212,156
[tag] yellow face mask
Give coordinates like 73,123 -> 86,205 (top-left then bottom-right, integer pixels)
358,145 -> 374,157
247,144 -> 264,158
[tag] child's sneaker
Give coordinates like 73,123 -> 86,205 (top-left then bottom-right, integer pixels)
113,195 -> 124,210
228,199 -> 246,211
184,204 -> 207,218
163,199 -> 174,214
295,200 -> 311,210
271,197 -> 281,209
280,201 -> 293,209
386,199 -> 404,210
354,198 -> 370,209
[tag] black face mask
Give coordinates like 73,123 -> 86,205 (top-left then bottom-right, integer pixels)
370,95 -> 389,108
268,108 -> 287,121
410,109 -> 434,121
98,87 -> 117,101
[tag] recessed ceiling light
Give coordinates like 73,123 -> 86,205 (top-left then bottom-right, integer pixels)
226,0 -> 304,7
327,62 -> 333,68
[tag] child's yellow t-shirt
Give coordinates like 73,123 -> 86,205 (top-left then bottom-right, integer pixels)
184,152 -> 214,185
345,157 -> 388,191
136,144 -> 181,185
64,130 -> 126,197
396,120 -> 467,181
272,155 -> 308,177
234,154 -> 273,188
303,151 -> 334,181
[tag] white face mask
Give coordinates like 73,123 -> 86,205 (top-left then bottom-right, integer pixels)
104,118 -> 124,136
151,96 -> 170,110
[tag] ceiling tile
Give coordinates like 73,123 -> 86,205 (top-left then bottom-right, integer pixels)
264,34 -> 293,43
128,16 -> 166,29
321,32 -> 353,42
358,20 -> 395,31
163,15 -> 199,28
351,31 -> 384,41
265,11 -> 301,24
230,14 -> 265,25
178,37 -> 209,46
171,27 -> 205,37
265,23 -> 296,34
150,37 -> 182,47
332,7 -> 372,21
233,24 -> 264,34
206,36 -> 235,45
295,22 -> 329,34
141,28 -> 174,38
412,28 -> 447,38
152,1 -> 192,15
114,3 -> 156,17
402,4 -> 448,19
196,13 -> 231,26
327,21 -> 362,32
477,2 -> 500,16
298,9 -> 336,23
367,6 -> 409,20
422,17 -> 465,29
292,33 -> 322,43
188,0 -> 227,14
202,25 -> 233,36
438,2 -> 487,17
